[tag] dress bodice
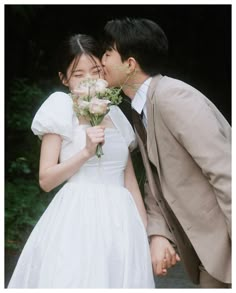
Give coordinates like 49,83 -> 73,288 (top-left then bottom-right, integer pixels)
63,124 -> 129,187
31,91 -> 136,187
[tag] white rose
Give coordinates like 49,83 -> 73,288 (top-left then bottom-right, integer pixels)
75,99 -> 90,116
89,97 -> 110,115
72,84 -> 96,98
95,79 -> 108,94
77,99 -> 90,109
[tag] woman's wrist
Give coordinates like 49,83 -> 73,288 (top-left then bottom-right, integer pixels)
81,147 -> 93,160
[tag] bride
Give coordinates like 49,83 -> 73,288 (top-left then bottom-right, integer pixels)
8,33 -> 155,288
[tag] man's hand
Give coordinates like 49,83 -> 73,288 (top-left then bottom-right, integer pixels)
150,235 -> 181,276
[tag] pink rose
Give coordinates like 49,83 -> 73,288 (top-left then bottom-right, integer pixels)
89,97 -> 110,115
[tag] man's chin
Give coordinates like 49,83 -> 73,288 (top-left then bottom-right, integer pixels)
104,75 -> 119,88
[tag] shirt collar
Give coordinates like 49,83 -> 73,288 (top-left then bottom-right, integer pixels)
131,77 -> 152,114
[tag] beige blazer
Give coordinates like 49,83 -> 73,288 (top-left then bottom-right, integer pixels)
143,75 -> 231,283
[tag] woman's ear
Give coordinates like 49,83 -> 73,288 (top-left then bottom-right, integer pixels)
58,72 -> 68,87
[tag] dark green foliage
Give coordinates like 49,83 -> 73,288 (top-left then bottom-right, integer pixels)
6,78 -> 45,131
5,179 -> 52,250
5,78 -> 48,176
5,78 -> 53,251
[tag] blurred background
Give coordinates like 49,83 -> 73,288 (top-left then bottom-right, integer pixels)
4,4 -> 231,288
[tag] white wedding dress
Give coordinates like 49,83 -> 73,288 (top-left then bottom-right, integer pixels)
8,92 -> 155,288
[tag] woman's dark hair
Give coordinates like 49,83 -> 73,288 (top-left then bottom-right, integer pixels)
103,18 -> 168,76
56,34 -> 102,79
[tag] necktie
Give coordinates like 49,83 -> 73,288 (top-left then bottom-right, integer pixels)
131,109 -> 147,146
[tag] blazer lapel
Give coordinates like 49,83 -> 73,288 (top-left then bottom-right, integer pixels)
147,75 -> 163,177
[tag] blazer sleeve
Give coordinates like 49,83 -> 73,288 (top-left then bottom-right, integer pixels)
144,180 -> 175,243
134,127 -> 175,243
158,83 -> 231,237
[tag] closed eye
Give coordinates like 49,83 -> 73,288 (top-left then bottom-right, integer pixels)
91,65 -> 103,75
74,74 -> 84,78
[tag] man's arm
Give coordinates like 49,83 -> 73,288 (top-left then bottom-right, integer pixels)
144,181 -> 181,275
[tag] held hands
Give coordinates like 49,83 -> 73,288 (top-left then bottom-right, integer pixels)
150,235 -> 181,276
84,126 -> 105,158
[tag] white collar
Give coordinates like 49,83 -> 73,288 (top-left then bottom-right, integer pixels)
131,77 -> 152,114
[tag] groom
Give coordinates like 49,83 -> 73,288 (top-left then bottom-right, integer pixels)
101,17 -> 231,288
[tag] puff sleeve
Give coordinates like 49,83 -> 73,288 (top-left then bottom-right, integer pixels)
31,91 -> 74,141
109,105 -> 137,151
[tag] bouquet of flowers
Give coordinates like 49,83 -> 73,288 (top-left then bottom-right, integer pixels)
71,76 -> 122,158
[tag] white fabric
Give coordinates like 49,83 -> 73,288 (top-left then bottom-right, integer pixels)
109,105 -> 137,151
31,92 -> 74,141
8,92 -> 154,288
131,77 -> 152,129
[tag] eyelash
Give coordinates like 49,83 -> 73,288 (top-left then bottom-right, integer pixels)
92,68 -> 102,74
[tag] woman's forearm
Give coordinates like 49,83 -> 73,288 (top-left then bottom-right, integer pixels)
39,148 -> 91,192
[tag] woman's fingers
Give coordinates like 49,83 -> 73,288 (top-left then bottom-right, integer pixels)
85,126 -> 105,156
87,126 -> 105,143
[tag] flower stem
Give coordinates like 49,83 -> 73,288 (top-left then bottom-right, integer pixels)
96,143 -> 104,158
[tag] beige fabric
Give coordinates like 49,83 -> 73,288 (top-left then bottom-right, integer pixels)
199,264 -> 231,288
144,75 -> 231,284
